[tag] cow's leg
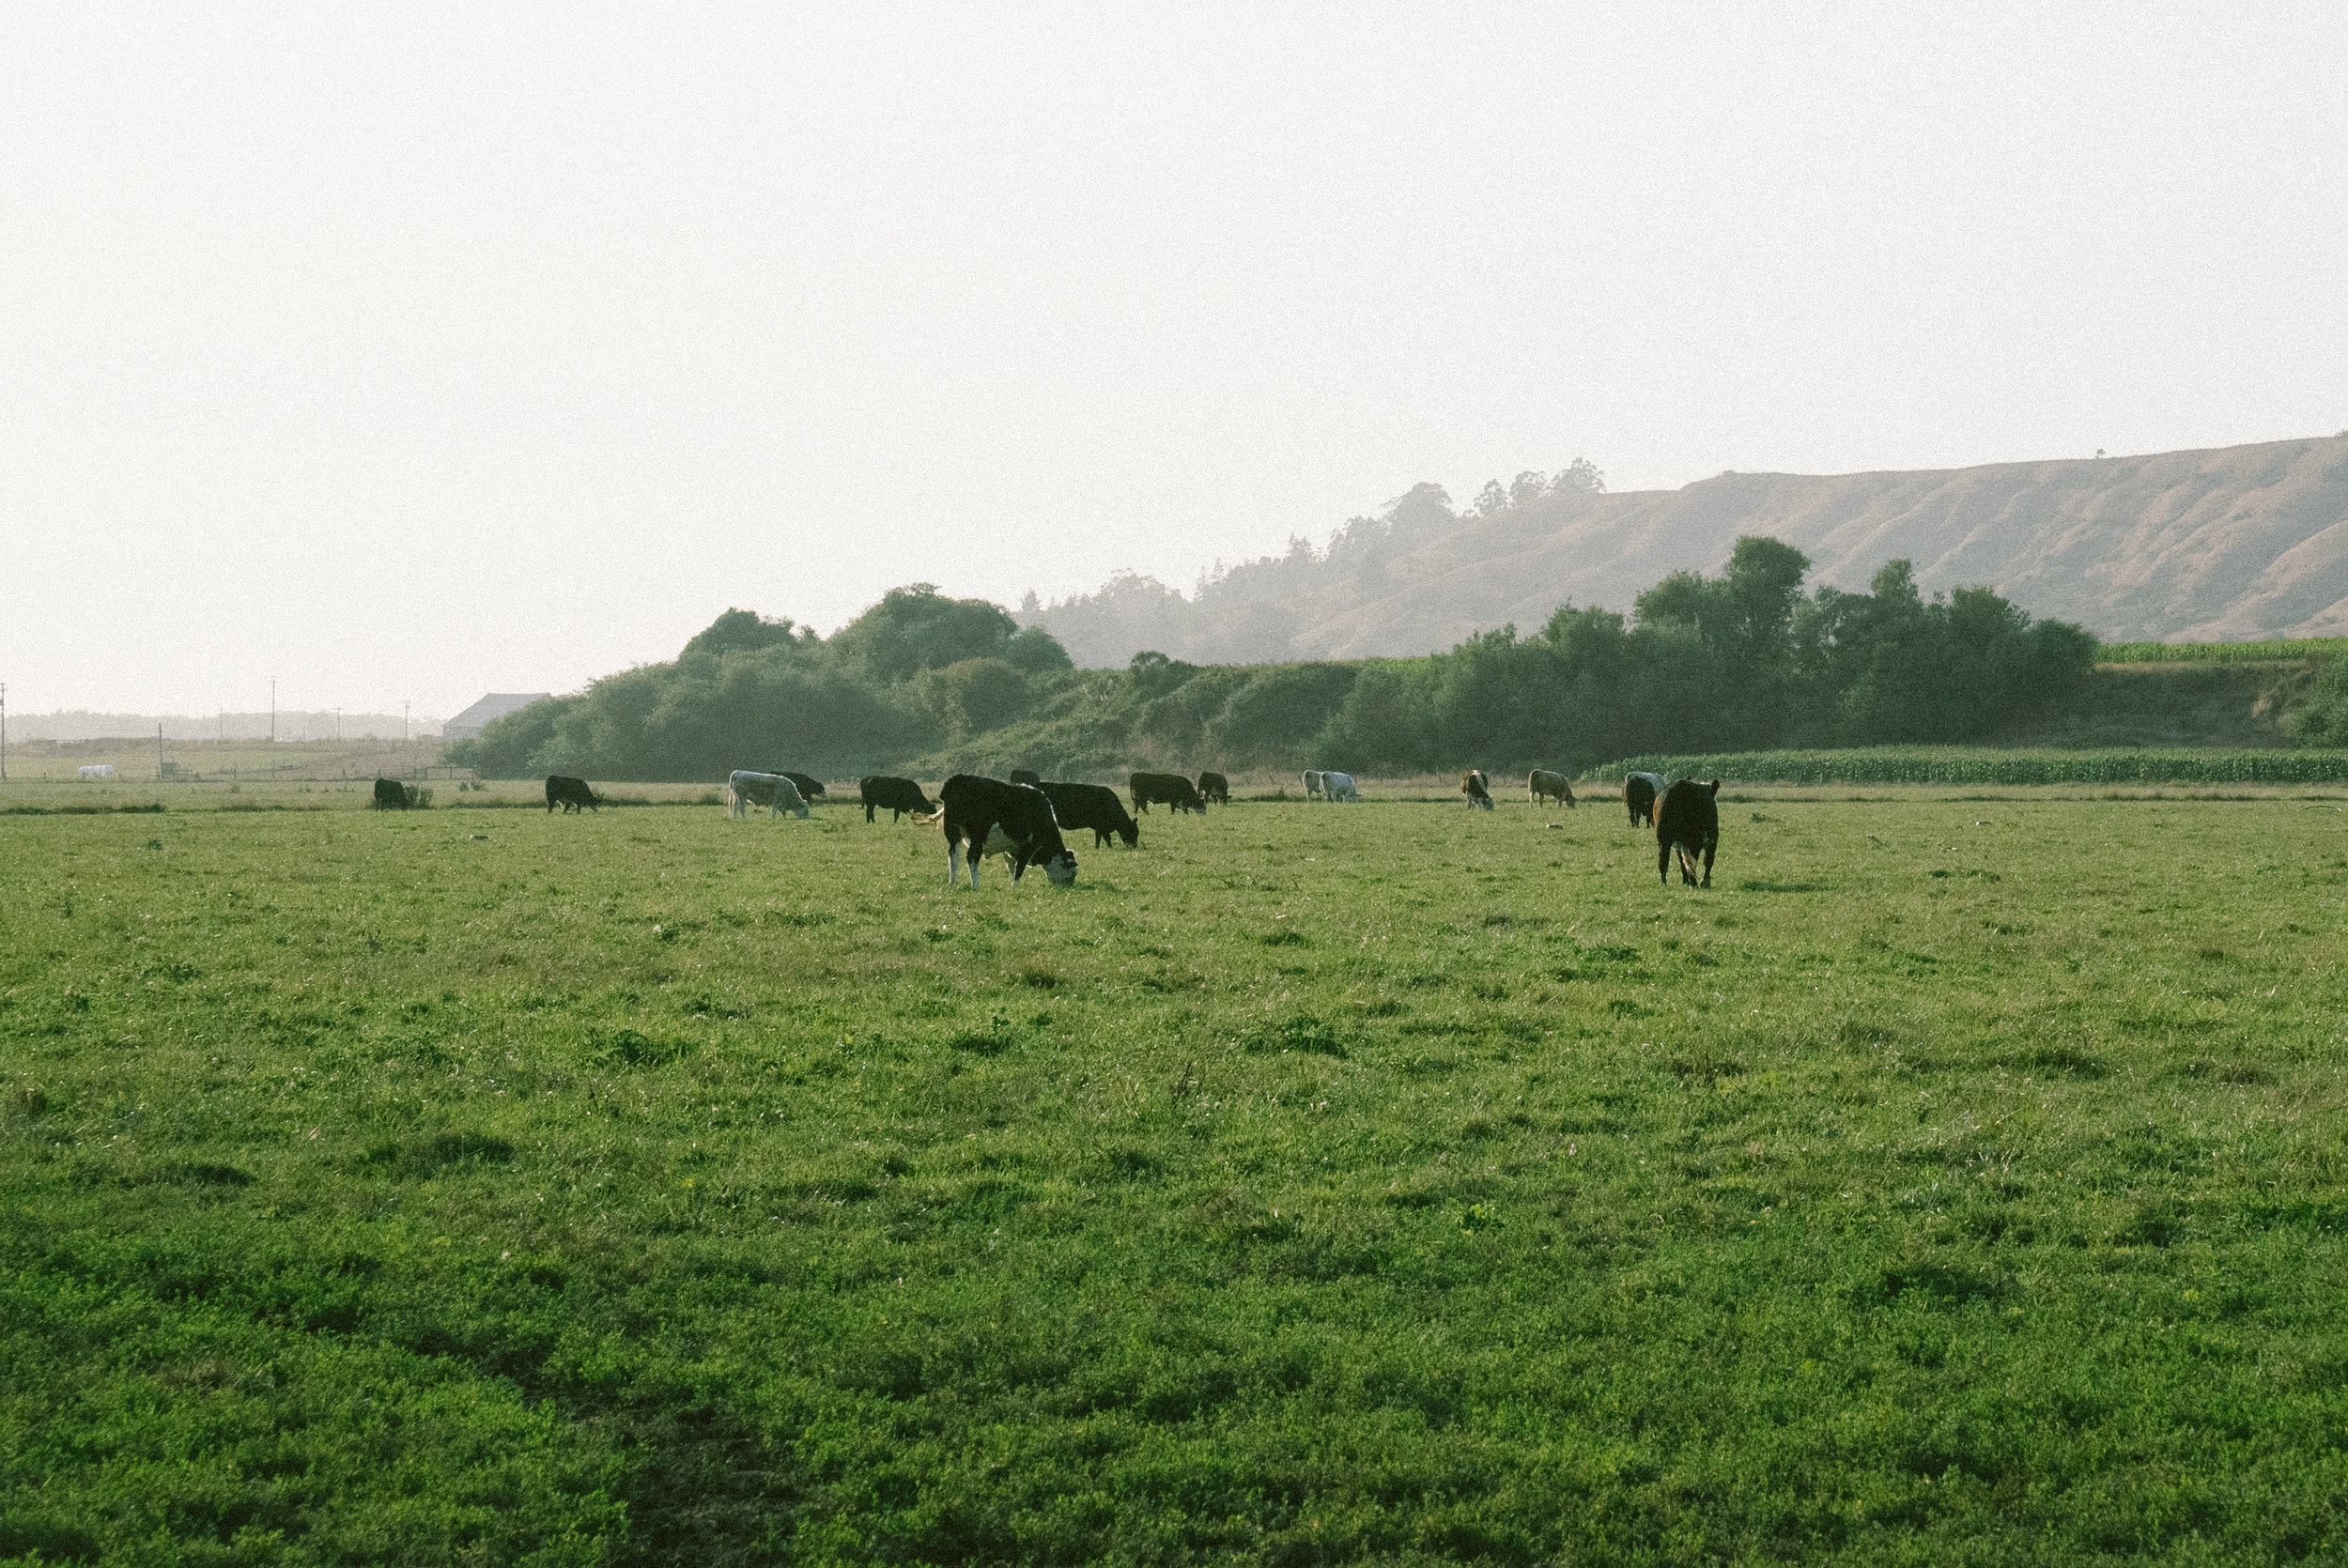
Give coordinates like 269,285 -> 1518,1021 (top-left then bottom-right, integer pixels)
947,837 -> 963,887
1700,836 -> 1715,888
867,801 -> 876,822
1658,839 -> 1671,884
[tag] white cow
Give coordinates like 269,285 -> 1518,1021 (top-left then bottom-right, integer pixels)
1322,771 -> 1361,802
1301,770 -> 1325,801
77,763 -> 116,779
728,770 -> 809,819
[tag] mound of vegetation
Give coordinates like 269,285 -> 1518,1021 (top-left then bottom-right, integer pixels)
449,544 -> 2114,782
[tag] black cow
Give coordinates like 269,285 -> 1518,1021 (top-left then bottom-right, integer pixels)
1009,769 -> 1042,789
1130,771 -> 1204,814
1624,771 -> 1666,828
1656,778 -> 1722,887
780,771 -> 826,802
1040,781 -> 1139,848
1197,771 -> 1230,806
860,775 -> 935,822
940,775 -> 1077,888
545,775 -> 599,813
373,777 -> 409,810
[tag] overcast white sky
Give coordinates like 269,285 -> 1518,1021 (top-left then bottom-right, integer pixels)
6,3 -> 2343,717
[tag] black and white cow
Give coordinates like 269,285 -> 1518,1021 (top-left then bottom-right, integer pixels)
545,775 -> 600,813
938,775 -> 1076,888
1461,769 -> 1493,810
860,775 -> 935,822
1039,780 -> 1139,848
779,771 -> 826,803
729,770 -> 809,819
1009,769 -> 1042,789
1655,778 -> 1722,887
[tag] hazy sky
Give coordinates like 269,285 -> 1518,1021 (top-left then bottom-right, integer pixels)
7,4 -> 2343,717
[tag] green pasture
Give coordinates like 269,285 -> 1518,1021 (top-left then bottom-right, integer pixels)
6,790 -> 2348,1564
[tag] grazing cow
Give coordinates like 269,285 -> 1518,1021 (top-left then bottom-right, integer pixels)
729,770 -> 809,819
545,775 -> 600,813
1461,769 -> 1494,810
779,771 -> 826,803
860,775 -> 935,822
1322,771 -> 1361,803
1197,771 -> 1230,806
1131,771 -> 1205,814
373,777 -> 409,810
1656,778 -> 1722,887
1528,768 -> 1577,808
1623,771 -> 1667,828
1009,769 -> 1042,789
76,763 -> 116,779
1039,780 -> 1139,848
1301,770 -> 1325,801
938,774 -> 1076,888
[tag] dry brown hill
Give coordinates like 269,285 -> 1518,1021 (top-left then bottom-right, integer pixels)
1027,435 -> 2348,666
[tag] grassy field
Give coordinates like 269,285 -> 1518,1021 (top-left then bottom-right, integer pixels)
6,786 -> 2348,1563
0,737 -> 454,786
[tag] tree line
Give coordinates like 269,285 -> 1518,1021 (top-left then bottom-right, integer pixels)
444,541 -> 2100,782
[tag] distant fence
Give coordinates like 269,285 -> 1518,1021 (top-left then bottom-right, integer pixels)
1587,747 -> 2348,786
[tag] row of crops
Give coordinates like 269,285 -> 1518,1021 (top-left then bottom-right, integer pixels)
2097,638 -> 2348,664
1587,747 -> 2348,786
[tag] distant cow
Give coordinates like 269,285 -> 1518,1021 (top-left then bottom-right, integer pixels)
76,763 -> 116,780
1131,771 -> 1204,814
1461,769 -> 1493,810
1040,780 -> 1139,848
860,776 -> 935,822
1009,769 -> 1042,789
779,772 -> 826,803
545,775 -> 599,813
1322,771 -> 1361,803
1528,769 -> 1577,808
1656,778 -> 1722,887
373,777 -> 409,810
1197,771 -> 1230,806
1302,770 -> 1325,801
939,775 -> 1076,888
729,770 -> 809,819
1624,771 -> 1667,828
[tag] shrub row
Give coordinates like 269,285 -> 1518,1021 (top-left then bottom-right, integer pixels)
1588,747 -> 2348,786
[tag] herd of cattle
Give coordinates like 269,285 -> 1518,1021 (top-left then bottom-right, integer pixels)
378,763 -> 1725,888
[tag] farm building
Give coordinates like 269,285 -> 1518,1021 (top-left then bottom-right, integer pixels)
443,693 -> 552,740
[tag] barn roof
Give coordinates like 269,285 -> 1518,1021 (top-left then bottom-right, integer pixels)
444,692 -> 552,738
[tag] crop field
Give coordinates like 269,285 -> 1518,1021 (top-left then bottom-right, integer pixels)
6,788 -> 2348,1564
1599,748 -> 2348,787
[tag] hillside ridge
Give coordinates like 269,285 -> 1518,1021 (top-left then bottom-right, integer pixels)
1021,435 -> 2348,667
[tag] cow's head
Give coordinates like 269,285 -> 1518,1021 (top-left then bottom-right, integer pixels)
1704,779 -> 1722,798
1118,824 -> 1139,849
1043,850 -> 1079,886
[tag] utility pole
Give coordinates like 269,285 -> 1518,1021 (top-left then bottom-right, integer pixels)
2,682 -> 8,782
270,679 -> 277,745
336,707 -> 342,742
403,700 -> 409,743
157,722 -> 164,780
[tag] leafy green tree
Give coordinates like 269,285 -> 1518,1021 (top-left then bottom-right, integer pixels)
680,608 -> 808,660
829,585 -> 1025,684
921,658 -> 1033,736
